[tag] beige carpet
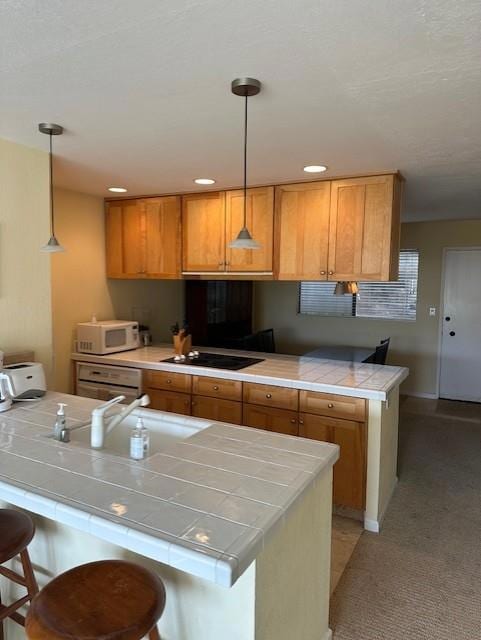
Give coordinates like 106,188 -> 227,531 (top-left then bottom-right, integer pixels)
330,398 -> 481,639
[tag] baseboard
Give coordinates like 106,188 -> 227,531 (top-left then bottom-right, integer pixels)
364,477 -> 399,533
404,391 -> 438,399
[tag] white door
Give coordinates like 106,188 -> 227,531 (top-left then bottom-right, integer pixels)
439,249 -> 481,401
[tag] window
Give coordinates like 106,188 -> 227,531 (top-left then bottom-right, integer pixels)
299,250 -> 419,321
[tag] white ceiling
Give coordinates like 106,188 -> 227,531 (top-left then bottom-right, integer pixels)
1,0 -> 480,222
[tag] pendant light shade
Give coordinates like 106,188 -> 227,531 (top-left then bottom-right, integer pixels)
228,77 -> 261,250
334,281 -> 359,296
39,123 -> 65,253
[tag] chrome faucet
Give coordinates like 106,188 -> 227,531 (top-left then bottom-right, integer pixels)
90,394 -> 150,449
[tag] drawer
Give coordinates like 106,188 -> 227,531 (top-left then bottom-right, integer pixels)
144,370 -> 192,393
147,389 -> 191,416
299,390 -> 365,422
192,396 -> 242,424
243,382 -> 299,411
243,404 -> 299,436
192,375 -> 242,401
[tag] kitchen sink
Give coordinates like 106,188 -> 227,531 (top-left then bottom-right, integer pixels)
54,409 -> 206,459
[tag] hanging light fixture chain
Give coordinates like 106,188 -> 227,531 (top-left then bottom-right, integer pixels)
243,94 -> 248,229
49,132 -> 55,237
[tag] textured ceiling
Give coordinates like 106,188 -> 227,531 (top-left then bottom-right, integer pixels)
1,0 -> 480,221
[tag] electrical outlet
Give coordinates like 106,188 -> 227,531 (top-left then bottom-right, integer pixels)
429,307 -> 436,317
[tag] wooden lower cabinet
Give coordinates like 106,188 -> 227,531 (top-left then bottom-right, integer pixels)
299,413 -> 366,510
147,389 -> 191,416
243,404 -> 299,436
192,396 -> 242,423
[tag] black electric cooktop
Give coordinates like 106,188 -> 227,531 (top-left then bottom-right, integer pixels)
161,352 -> 264,370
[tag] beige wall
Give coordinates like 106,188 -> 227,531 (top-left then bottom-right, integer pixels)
51,188 -> 116,391
0,138 -> 52,377
51,188 -> 184,392
254,220 -> 481,397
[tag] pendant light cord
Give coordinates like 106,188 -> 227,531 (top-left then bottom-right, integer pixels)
49,132 -> 55,236
243,93 -> 248,228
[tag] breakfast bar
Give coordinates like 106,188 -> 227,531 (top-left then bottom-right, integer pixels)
0,393 -> 337,640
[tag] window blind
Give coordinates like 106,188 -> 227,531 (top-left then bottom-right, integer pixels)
298,250 -> 419,321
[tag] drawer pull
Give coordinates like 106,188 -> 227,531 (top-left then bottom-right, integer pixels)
298,418 -> 304,425
290,418 -> 297,424
213,385 -> 219,391
265,393 -> 272,399
328,403 -> 334,408
166,379 -> 172,384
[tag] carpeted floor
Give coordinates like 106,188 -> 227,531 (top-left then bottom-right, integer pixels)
330,397 -> 481,639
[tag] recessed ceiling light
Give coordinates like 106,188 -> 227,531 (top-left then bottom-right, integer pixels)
108,187 -> 128,193
303,165 -> 328,173
194,178 -> 216,185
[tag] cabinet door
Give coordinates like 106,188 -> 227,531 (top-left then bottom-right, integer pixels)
328,174 -> 400,281
182,192 -> 226,272
225,187 -> 274,272
299,413 -> 366,510
192,396 -> 242,424
243,404 -> 298,436
147,389 -> 191,415
274,182 -> 331,280
106,200 -> 145,277
143,197 -> 181,278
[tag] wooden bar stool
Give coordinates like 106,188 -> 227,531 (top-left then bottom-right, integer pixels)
0,509 -> 39,639
25,559 -> 166,640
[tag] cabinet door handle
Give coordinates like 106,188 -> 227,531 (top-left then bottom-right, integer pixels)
298,418 -> 304,425
213,385 -> 219,391
328,403 -> 334,408
265,393 -> 272,399
328,270 -> 334,276
218,262 -> 224,268
225,261 -> 230,266
290,418 -> 297,424
320,270 -> 326,275
166,379 -> 172,384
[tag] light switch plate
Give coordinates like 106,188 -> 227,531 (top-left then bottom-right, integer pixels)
429,307 -> 436,316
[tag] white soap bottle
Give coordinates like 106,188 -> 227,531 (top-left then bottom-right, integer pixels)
130,420 -> 144,460
53,403 -> 67,439
137,416 -> 150,455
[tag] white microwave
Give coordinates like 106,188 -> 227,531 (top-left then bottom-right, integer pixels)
76,320 -> 140,355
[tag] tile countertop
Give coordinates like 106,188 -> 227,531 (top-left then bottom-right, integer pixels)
72,345 -> 409,401
0,392 -> 338,587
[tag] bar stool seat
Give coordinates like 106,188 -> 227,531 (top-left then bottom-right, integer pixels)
0,509 -> 39,638
26,560 -> 166,640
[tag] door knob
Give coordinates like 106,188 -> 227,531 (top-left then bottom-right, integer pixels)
449,331 -> 456,336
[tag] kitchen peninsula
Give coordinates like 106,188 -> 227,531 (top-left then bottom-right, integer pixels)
0,393 -> 337,640
72,346 -> 409,531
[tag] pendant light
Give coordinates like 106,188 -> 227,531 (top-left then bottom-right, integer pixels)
39,123 -> 65,253
228,77 -> 261,250
334,281 -> 359,296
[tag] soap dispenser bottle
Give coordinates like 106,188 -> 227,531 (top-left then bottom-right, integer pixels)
130,419 -> 145,460
137,416 -> 150,455
53,403 -> 67,439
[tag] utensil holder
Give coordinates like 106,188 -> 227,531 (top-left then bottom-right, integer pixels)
173,334 -> 192,356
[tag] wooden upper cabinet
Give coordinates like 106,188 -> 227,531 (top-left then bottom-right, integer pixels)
106,197 -> 181,279
328,174 -> 401,281
143,197 -> 181,278
225,187 -> 274,272
182,192 -> 226,272
274,181 -> 331,280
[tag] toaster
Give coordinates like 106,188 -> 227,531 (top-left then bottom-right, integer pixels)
3,362 -> 47,400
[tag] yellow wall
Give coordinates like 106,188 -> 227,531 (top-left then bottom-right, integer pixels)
51,188 -> 184,392
254,220 -> 481,397
0,138 -> 52,377
51,188 -> 116,391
